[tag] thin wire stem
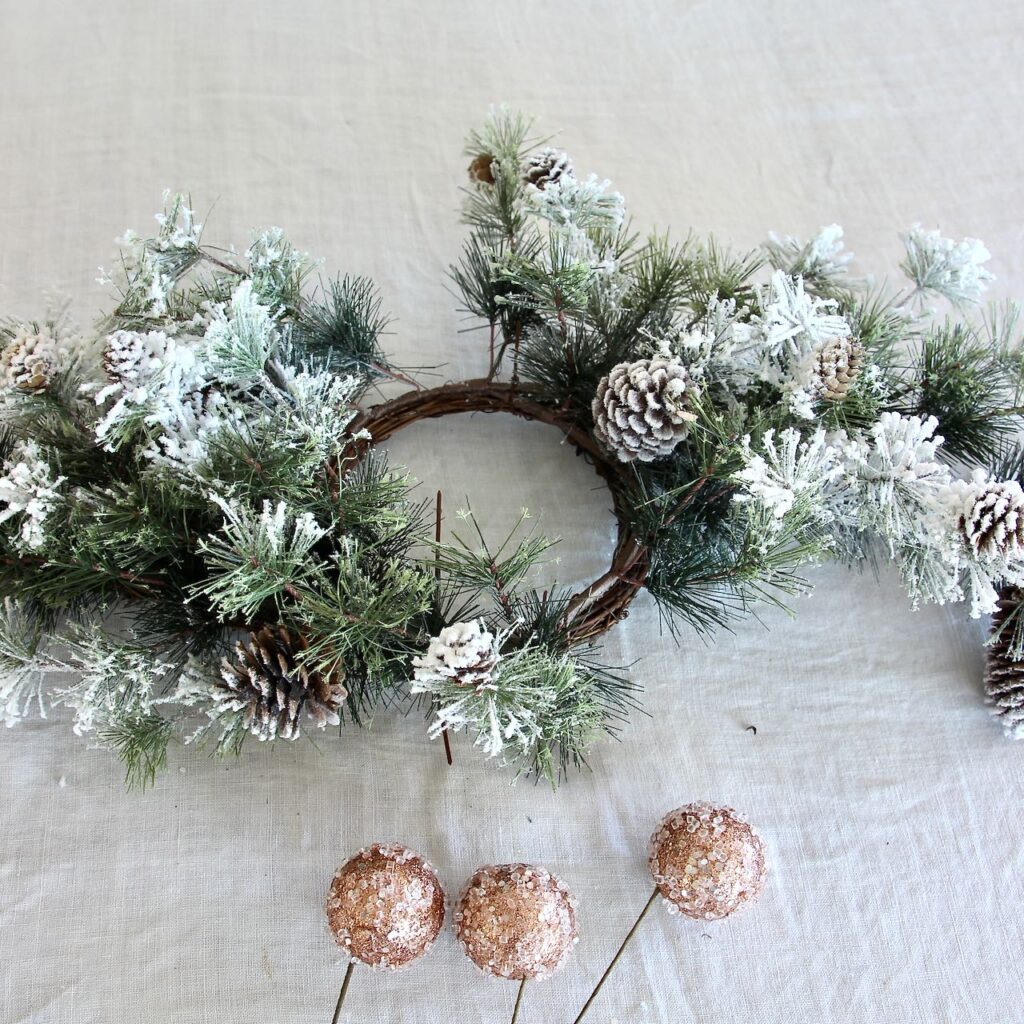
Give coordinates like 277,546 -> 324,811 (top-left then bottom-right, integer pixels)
510,978 -> 527,1024
572,887 -> 659,1023
331,961 -> 356,1024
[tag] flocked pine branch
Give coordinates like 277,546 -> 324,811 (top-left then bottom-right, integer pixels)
2,110 -> 1024,790
194,497 -> 330,619
428,508 -> 557,623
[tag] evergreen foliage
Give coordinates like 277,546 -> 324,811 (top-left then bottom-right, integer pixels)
2,111 -> 1024,788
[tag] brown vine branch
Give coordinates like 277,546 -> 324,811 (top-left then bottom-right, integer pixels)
434,489 -> 454,766
348,379 -> 650,643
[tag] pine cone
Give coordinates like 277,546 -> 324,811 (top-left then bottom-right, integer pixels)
468,153 -> 497,185
592,357 -> 697,463
102,329 -> 171,385
985,586 -> 1024,739
0,328 -> 59,393
215,626 -> 346,741
957,479 -> 1024,561
413,620 -> 499,690
522,148 -> 573,190
810,333 -> 863,401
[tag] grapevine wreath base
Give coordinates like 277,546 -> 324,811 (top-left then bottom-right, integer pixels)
349,378 -> 648,645
2,109 -> 1024,789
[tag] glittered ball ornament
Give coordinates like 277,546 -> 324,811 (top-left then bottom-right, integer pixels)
649,802 -> 767,921
325,843 -> 446,969
454,863 -> 579,980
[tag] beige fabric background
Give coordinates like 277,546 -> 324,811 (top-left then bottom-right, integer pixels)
2,1 -> 1023,1022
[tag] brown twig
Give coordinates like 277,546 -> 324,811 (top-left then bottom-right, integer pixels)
487,321 -> 498,381
434,489 -> 453,766
199,248 -> 245,276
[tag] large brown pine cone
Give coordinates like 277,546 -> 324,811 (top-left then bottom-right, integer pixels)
985,586 -> 1024,739
215,625 -> 346,741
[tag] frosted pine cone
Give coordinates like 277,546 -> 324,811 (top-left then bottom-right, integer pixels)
985,586 -> 1024,739
215,626 -> 346,741
0,328 -> 61,393
956,478 -> 1024,561
810,333 -> 863,401
592,357 -> 697,463
412,620 -> 499,690
523,148 -> 573,190
102,329 -> 172,385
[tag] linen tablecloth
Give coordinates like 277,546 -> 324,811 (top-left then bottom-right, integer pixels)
2,2 -> 1022,1021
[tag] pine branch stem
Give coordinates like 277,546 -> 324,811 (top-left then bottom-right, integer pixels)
512,323 -> 522,388
283,583 -> 415,640
368,361 -> 423,391
1,555 -> 166,593
199,249 -> 245,276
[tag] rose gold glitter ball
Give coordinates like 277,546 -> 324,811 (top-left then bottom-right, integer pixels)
649,802 -> 767,921
325,843 -> 446,969
454,863 -> 579,980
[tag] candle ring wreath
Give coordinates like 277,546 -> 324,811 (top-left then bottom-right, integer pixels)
2,109 -> 1024,789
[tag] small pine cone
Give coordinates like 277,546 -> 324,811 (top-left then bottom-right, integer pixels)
413,620 -> 499,690
0,328 -> 60,393
522,147 -> 573,190
216,626 -> 346,741
592,357 -> 697,463
810,333 -> 864,401
957,479 -> 1024,561
102,329 -> 171,385
985,586 -> 1024,739
468,153 -> 497,185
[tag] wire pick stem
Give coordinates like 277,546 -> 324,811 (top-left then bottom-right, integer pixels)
434,489 -> 453,767
331,961 -> 355,1024
572,887 -> 659,1023
510,978 -> 527,1024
